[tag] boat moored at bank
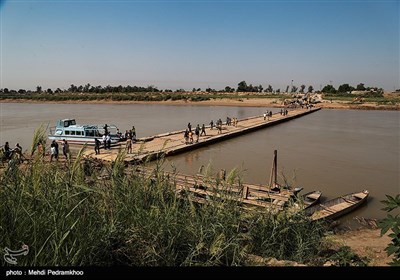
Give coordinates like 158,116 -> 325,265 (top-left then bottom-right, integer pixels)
48,119 -> 121,145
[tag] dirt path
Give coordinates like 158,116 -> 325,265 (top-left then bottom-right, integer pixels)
333,228 -> 393,266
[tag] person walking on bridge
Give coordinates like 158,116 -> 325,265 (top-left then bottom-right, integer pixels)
195,124 -> 200,143
200,124 -> 206,136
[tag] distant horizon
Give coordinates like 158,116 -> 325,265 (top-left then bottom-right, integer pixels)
1,0 -> 399,92
0,80 -> 394,93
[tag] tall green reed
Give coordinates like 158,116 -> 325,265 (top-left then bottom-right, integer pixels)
1,152 -> 326,266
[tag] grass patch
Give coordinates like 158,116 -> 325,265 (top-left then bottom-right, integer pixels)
1,148 -> 328,266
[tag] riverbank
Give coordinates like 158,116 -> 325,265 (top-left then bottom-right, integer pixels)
1,97 -> 399,110
0,152 -> 393,266
332,227 -> 392,266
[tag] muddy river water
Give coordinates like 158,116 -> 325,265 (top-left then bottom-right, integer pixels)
1,102 -> 398,226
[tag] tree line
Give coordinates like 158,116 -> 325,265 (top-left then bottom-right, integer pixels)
0,81 -> 382,95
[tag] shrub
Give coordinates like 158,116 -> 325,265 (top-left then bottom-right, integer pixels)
378,194 -> 400,266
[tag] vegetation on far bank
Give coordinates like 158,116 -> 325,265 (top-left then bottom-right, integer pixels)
1,81 -> 399,105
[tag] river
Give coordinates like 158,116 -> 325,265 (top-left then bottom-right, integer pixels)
1,102 -> 399,227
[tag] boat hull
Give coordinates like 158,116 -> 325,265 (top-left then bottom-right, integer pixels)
302,190 -> 322,209
305,190 -> 369,221
48,136 -> 119,146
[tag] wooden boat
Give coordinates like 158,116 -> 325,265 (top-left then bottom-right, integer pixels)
302,190 -> 322,209
305,190 -> 369,221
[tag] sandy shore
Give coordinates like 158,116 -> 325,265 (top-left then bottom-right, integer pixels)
1,97 -> 399,110
332,227 -> 393,266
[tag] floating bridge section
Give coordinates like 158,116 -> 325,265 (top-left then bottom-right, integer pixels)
83,107 -> 321,164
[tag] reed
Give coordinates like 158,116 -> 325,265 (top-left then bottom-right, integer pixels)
0,153 -> 326,266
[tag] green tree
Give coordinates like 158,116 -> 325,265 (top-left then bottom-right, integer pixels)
237,81 -> 248,92
299,85 -> 306,93
338,84 -> 354,93
265,84 -> 273,93
83,83 -> 91,93
307,85 -> 314,93
225,86 -> 234,93
356,83 -> 366,91
69,84 -> 77,93
322,84 -> 337,94
378,194 -> 400,266
285,85 -> 289,93
36,86 -> 42,93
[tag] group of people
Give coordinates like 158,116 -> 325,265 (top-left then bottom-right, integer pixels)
1,142 -> 24,163
93,125 -> 137,155
263,110 -> 273,120
225,117 -> 239,127
124,126 -> 137,154
184,123 -> 208,144
184,116 -> 240,144
208,119 -> 224,134
1,139 -> 71,164
215,119 -> 223,134
280,109 -> 289,116
50,139 -> 70,161
101,133 -> 113,151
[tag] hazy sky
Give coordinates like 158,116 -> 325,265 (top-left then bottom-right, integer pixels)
1,0 -> 399,91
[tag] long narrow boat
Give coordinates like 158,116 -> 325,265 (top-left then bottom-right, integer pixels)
305,190 -> 369,221
302,190 -> 322,209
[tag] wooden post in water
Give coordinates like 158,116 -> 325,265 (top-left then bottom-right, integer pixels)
273,150 -> 278,187
242,186 -> 249,199
269,150 -> 278,189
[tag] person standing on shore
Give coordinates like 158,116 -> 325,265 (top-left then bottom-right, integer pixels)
4,142 -> 12,160
103,124 -> 108,136
106,133 -> 111,150
14,143 -> 25,163
50,140 -> 58,162
126,138 -> 132,154
62,139 -> 69,160
37,141 -> 45,158
131,126 -> 136,141
54,141 -> 59,161
94,138 -> 101,155
102,134 -> 107,150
